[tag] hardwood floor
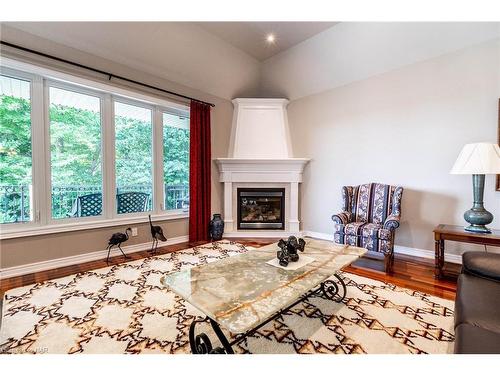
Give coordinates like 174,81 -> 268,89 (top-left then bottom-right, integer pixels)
0,238 -> 458,300
345,253 -> 458,300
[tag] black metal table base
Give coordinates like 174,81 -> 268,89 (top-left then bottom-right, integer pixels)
189,273 -> 347,354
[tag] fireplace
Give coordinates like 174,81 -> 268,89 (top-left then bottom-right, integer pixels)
215,98 -> 309,236
237,188 -> 285,230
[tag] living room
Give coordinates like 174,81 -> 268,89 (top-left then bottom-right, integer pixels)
1,0 -> 500,371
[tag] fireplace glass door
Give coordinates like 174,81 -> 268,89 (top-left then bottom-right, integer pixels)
237,188 -> 285,230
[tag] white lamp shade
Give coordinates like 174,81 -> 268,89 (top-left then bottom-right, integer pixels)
450,143 -> 500,174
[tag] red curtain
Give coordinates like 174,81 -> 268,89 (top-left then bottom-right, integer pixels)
189,100 -> 212,243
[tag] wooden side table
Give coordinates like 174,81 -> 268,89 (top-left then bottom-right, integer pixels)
433,224 -> 500,279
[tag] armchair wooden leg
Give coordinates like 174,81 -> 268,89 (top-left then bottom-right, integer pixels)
384,252 -> 395,274
384,253 -> 391,273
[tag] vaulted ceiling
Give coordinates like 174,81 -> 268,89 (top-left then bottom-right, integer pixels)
195,22 -> 336,60
1,22 -> 336,100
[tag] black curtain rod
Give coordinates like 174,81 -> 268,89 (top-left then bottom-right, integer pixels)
0,40 -> 215,108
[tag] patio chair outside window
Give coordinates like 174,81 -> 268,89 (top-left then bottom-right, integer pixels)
116,192 -> 149,214
72,193 -> 103,217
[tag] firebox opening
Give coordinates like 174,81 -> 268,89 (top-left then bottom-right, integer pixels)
237,188 -> 285,230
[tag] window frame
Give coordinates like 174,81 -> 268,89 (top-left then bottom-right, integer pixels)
0,58 -> 190,239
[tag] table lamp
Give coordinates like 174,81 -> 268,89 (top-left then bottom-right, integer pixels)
450,142 -> 500,233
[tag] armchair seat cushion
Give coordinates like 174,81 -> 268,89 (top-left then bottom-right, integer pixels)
344,222 -> 367,236
362,223 -> 392,240
342,222 -> 392,240
361,223 -> 380,236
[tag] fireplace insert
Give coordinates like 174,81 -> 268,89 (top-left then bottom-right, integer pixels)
237,188 -> 285,230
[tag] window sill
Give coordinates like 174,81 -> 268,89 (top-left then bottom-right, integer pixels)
0,212 -> 189,240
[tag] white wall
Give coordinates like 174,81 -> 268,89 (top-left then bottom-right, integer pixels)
287,39 -> 500,255
261,22 -> 500,100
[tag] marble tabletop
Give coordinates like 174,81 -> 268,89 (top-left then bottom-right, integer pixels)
161,238 -> 366,334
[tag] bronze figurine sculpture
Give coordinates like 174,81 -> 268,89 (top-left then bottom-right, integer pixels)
277,236 -> 306,267
149,215 -> 167,254
106,228 -> 132,264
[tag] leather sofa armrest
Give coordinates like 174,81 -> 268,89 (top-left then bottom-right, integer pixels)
331,211 -> 351,225
462,252 -> 500,282
383,214 -> 401,230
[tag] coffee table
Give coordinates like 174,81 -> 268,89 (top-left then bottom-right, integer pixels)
160,238 -> 366,354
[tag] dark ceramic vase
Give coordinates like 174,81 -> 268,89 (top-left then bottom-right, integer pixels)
209,214 -> 224,241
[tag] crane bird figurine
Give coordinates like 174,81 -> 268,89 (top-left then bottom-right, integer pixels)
106,228 -> 132,264
149,215 -> 167,254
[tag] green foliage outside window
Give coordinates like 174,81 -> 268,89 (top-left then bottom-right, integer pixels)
0,95 -> 32,186
0,95 -> 190,222
0,95 -> 32,223
163,117 -> 189,210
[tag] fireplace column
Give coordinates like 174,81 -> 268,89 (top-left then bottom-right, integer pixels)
223,181 -> 234,232
289,182 -> 300,233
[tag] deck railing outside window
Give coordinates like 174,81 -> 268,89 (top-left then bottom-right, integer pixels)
0,184 -> 189,223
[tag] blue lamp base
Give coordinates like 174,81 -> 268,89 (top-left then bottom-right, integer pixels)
464,223 -> 492,234
463,174 -> 493,234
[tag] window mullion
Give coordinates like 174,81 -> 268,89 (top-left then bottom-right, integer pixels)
31,77 -> 50,226
42,80 -> 53,225
103,94 -> 116,219
153,107 -> 164,213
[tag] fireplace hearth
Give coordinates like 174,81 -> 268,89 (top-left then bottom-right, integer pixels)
237,188 -> 285,230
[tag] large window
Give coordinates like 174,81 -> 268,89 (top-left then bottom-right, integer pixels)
0,75 -> 32,224
49,86 -> 103,219
0,60 -> 190,238
114,102 -> 153,214
163,112 -> 189,211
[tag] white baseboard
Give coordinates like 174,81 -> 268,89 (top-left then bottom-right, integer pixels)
302,231 -> 334,241
0,235 -> 189,280
302,230 -> 462,264
394,245 -> 462,264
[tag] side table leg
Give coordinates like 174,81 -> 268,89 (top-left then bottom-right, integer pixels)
434,239 -> 444,279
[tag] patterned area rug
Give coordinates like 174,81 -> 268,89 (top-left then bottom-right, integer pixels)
0,240 -> 455,354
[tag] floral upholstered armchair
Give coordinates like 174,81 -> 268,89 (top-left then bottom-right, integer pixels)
332,183 -> 404,273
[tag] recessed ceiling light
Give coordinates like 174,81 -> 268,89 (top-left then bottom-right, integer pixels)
266,33 -> 276,44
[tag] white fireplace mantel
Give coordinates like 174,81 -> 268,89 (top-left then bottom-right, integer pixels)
215,158 -> 310,237
216,158 -> 309,182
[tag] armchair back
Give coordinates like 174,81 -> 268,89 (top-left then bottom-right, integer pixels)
342,183 -> 403,225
